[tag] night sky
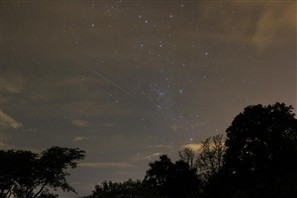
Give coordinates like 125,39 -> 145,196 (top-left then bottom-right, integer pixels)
1,1 -> 296,197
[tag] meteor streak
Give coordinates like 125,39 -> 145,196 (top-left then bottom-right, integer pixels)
82,65 -> 132,96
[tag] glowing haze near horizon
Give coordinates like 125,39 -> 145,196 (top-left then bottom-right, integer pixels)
1,1 -> 296,197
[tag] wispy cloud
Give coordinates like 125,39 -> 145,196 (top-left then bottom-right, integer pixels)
73,136 -> 89,142
169,124 -> 178,131
72,119 -> 91,127
105,122 -> 116,127
1,73 -> 25,94
2,79 -> 22,93
182,2 -> 295,51
250,3 -> 295,50
182,143 -> 202,151
182,141 -> 225,152
79,162 -> 135,169
147,144 -> 173,149
0,111 -> 23,129
144,152 -> 163,161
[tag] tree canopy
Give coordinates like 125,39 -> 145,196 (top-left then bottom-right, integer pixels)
0,146 -> 85,198
223,102 -> 297,196
85,179 -> 160,198
144,154 -> 201,198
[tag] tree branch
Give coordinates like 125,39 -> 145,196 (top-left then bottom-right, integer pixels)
32,182 -> 48,198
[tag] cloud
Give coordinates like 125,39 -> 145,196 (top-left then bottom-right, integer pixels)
73,136 -> 89,141
182,141 -> 225,152
182,2 -> 295,51
72,119 -> 91,127
1,73 -> 25,94
182,143 -> 202,151
251,3 -> 295,50
105,122 -> 116,127
79,162 -> 135,169
169,124 -> 178,131
0,111 -> 23,129
144,152 -> 163,161
147,144 -> 173,149
2,79 -> 22,93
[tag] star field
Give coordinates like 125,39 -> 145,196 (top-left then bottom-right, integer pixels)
1,1 -> 296,197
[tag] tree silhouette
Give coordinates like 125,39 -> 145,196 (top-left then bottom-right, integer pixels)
0,150 -> 37,197
144,155 -> 200,198
0,146 -> 85,198
85,179 -> 160,198
196,134 -> 225,180
144,155 -> 173,195
194,134 -> 226,197
178,147 -> 195,169
223,102 -> 297,196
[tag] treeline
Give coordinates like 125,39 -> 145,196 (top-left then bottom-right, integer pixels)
84,102 -> 297,198
1,102 -> 297,198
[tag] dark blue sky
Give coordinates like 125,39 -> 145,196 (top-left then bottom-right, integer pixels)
1,1 -> 296,197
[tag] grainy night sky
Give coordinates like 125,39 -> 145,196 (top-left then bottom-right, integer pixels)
1,1 -> 296,197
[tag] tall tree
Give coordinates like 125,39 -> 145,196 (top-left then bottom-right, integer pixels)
0,146 -> 85,198
195,134 -> 226,197
224,102 -> 297,195
196,134 -> 225,180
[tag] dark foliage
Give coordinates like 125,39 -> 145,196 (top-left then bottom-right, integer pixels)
85,179 -> 160,198
85,155 -> 201,198
223,102 -> 297,197
144,155 -> 201,198
0,146 -> 85,198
